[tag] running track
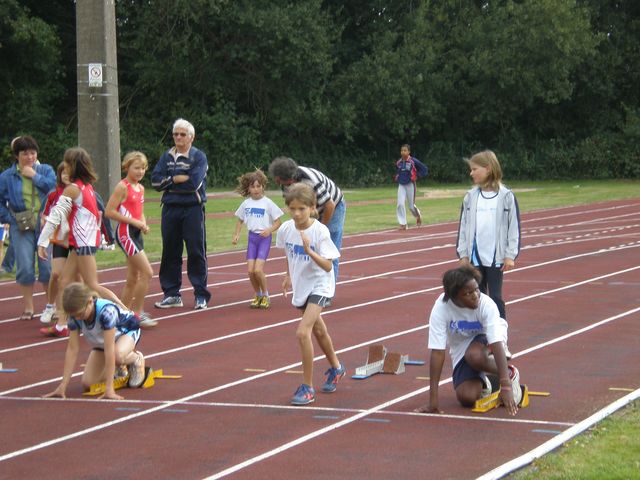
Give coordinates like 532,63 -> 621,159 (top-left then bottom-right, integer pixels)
1,199 -> 639,479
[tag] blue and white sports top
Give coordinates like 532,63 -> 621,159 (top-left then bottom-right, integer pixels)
68,299 -> 140,350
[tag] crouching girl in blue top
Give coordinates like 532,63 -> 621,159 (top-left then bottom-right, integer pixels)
43,282 -> 145,400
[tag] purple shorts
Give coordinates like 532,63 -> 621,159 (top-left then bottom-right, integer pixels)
246,231 -> 272,261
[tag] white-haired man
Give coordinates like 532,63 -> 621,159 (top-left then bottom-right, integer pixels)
151,118 -> 211,310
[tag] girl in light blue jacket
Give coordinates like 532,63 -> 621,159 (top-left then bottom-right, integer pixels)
456,150 -> 520,356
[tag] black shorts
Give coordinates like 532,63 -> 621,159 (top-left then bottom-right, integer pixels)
52,244 -> 70,259
296,294 -> 332,311
452,334 -> 488,388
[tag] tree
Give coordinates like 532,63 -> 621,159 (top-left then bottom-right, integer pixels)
0,0 -> 64,160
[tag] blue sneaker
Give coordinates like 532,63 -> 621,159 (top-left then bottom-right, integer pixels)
291,384 -> 315,405
321,363 -> 346,393
154,296 -> 183,309
194,297 -> 208,310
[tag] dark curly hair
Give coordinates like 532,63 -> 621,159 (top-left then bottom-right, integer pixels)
442,266 -> 482,302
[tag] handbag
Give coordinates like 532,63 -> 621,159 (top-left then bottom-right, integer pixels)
12,183 -> 37,231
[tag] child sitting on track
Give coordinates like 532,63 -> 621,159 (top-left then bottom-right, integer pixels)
276,183 -> 345,406
105,151 -> 156,327
232,168 -> 283,309
43,282 -> 145,400
414,266 -> 522,416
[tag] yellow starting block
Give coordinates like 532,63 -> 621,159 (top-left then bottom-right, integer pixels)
472,384 -> 533,413
83,368 -> 182,396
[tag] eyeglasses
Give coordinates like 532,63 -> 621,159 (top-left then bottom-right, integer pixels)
173,132 -> 189,137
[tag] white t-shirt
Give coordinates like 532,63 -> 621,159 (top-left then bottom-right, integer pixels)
428,292 -> 508,369
474,192 -> 498,266
234,196 -> 284,234
275,219 -> 340,307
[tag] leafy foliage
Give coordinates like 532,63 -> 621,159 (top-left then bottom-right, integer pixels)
4,0 -> 640,183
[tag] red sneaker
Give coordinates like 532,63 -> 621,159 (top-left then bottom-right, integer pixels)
39,325 -> 69,338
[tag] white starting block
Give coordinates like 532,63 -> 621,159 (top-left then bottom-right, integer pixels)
352,344 -> 420,379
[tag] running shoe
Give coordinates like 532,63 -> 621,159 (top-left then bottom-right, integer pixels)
321,363 -> 346,393
194,297 -> 208,310
115,364 -> 129,379
154,296 -> 183,309
259,296 -> 270,309
128,351 -> 146,388
39,324 -> 69,338
508,365 -> 523,406
138,311 -> 158,328
480,374 -> 492,398
291,384 -> 315,405
40,304 -> 56,324
249,296 -> 261,309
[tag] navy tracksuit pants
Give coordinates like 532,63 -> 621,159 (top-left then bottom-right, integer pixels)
159,204 -> 211,302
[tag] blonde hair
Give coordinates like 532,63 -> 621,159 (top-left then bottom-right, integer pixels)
235,169 -> 268,197
284,182 -> 316,208
122,151 -> 148,172
467,150 -> 503,191
62,282 -> 97,314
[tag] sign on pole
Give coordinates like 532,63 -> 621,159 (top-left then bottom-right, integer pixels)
88,63 -> 103,88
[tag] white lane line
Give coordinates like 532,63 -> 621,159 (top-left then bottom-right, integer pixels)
0,303 -> 637,465
0,396 -> 575,428
0,203 -> 638,304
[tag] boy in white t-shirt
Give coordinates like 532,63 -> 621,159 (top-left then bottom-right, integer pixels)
233,169 -> 284,309
414,266 -> 523,416
276,183 -> 345,406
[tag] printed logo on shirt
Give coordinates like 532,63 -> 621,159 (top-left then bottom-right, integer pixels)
285,242 -> 315,261
244,207 -> 266,218
449,319 -> 482,335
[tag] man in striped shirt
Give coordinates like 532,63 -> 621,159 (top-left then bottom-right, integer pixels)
269,156 -> 346,282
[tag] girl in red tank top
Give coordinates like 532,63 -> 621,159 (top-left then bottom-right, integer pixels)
105,151 -> 155,327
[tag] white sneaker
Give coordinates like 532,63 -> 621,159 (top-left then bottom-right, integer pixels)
40,304 -> 56,324
128,351 -> 146,388
508,365 -> 523,406
138,312 -> 158,328
480,373 -> 493,398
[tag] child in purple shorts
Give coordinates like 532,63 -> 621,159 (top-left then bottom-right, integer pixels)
232,169 -> 284,309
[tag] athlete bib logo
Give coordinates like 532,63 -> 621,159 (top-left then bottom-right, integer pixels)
449,319 -> 482,335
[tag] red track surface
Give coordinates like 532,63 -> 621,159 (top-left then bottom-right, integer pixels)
1,198 -> 639,479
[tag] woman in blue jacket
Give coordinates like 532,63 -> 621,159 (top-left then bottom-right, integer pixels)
0,136 -> 56,321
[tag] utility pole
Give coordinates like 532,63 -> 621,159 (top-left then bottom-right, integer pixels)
76,0 -> 120,201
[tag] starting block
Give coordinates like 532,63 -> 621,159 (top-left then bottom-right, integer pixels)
352,344 -> 422,379
83,367 -> 182,396
472,384 -> 533,413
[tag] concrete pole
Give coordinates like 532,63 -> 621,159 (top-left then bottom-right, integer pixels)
76,0 -> 120,201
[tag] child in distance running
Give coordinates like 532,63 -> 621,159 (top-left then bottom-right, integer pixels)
276,183 -> 345,406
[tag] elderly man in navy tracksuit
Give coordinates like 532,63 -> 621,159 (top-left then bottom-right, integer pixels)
151,118 -> 211,310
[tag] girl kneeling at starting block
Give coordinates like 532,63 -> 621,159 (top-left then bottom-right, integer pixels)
43,282 -> 145,400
